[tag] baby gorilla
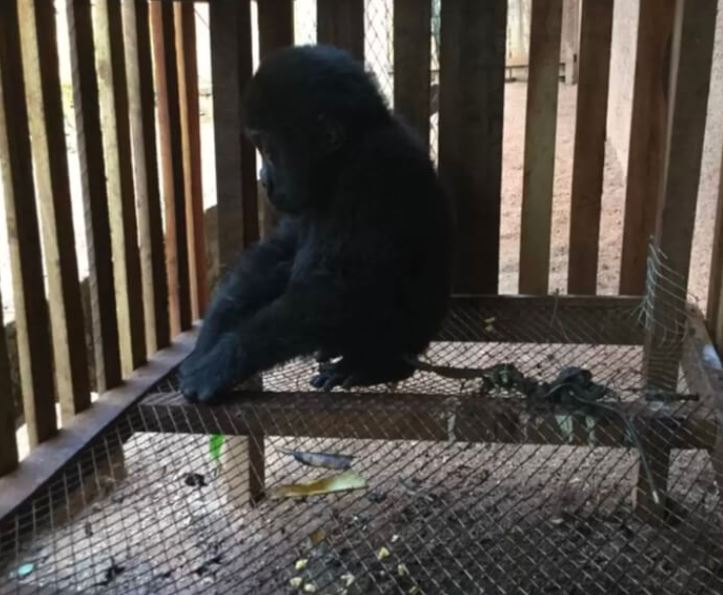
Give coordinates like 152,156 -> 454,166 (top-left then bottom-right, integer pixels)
180,44 -> 453,403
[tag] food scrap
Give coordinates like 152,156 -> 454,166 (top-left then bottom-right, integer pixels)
278,447 -> 354,470
270,470 -> 367,499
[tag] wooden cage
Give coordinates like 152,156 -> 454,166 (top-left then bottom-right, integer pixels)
0,0 -> 721,568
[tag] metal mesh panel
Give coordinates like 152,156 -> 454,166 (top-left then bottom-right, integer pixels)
1,246 -> 721,594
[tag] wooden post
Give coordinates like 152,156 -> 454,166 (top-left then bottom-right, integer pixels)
94,0 -> 147,375
619,0 -> 675,295
66,0 -> 122,394
317,0 -> 364,63
124,0 -> 171,354
175,4 -> 208,320
150,2 -> 193,335
18,0 -> 90,422
438,0 -> 507,294
566,0 -> 613,295
393,0 -> 432,148
518,0 -> 564,295
639,0 -> 717,522
0,0 -> 57,445
210,0 -> 259,268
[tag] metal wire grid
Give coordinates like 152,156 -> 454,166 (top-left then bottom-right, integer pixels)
1,286 -> 721,594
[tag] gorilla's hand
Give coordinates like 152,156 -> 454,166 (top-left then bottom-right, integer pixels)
179,333 -> 250,403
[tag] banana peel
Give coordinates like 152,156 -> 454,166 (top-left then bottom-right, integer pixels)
270,470 -> 367,499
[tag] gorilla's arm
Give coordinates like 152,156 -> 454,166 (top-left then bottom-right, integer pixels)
179,219 -> 298,388
181,279 -> 337,402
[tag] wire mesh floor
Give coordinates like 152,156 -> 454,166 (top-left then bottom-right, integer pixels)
1,299 -> 722,594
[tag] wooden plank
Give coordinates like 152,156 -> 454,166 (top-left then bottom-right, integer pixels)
619,0 -> 675,295
209,0 -> 259,268
257,0 -> 294,57
256,0 -> 294,238
0,1 -> 57,446
94,0 -> 147,375
393,0 -> 432,146
566,0 -> 613,295
124,0 -> 171,354
0,289 -> 18,476
438,0 -> 507,294
317,0 -> 364,62
150,2 -> 193,333
643,0 -> 718,391
518,0 -> 564,295
66,0 -> 122,394
17,0 -> 91,422
0,329 -> 197,527
175,4 -> 208,320
139,390 -> 715,451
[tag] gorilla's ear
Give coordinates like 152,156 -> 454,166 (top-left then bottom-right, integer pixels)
317,114 -> 345,153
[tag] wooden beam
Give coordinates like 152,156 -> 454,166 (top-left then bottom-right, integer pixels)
0,0 -> 57,445
0,329 -> 197,527
94,0 -> 147,374
619,0 -> 675,295
317,0 -> 364,63
66,0 -> 122,394
18,0 -> 90,422
151,2 -> 193,334
124,0 -> 171,354
175,3 -> 208,320
643,0 -> 718,391
567,0 -> 613,295
518,0 -> 564,295
139,389 -> 715,451
393,0 -> 432,147
210,0 -> 259,267
438,0 -> 507,294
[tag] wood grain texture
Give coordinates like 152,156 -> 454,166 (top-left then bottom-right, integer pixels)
66,0 -> 122,394
18,0 -> 90,421
518,0 -> 564,295
393,0 -> 432,147
317,0 -> 364,62
0,1 -> 57,446
94,0 -> 147,374
175,3 -> 208,320
124,0 -> 171,354
643,0 -> 718,391
210,0 -> 259,268
438,0 -> 507,294
619,0 -> 675,295
567,0 -> 613,295
150,2 -> 193,334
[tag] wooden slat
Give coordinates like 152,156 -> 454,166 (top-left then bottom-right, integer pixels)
393,0 -> 432,146
643,0 -> 718,391
256,0 -> 294,238
94,0 -> 147,375
518,0 -> 564,295
0,1 -> 57,446
0,328 -> 197,527
66,0 -> 122,394
438,0 -> 507,294
619,0 -> 675,295
209,0 -> 259,267
175,4 -> 208,320
0,289 -> 18,476
150,2 -> 193,334
566,0 -> 613,295
708,153 -> 723,352
257,0 -> 294,57
123,0 -> 171,354
317,0 -> 364,62
18,0 -> 90,422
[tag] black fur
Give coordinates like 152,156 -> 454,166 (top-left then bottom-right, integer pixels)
180,45 -> 453,403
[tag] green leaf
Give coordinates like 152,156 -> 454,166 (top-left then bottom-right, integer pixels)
209,434 -> 225,460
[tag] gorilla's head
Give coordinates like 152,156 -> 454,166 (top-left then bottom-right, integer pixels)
243,45 -> 390,214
